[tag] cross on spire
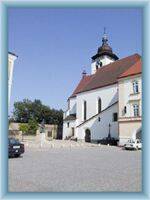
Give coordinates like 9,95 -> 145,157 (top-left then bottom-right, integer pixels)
102,27 -> 108,45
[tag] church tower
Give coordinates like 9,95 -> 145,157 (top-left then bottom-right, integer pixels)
91,29 -> 119,74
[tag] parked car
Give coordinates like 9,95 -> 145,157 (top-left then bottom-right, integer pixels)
98,137 -> 119,146
8,138 -> 25,158
124,139 -> 142,150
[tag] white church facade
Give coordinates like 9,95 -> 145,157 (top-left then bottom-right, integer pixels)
63,33 -> 142,145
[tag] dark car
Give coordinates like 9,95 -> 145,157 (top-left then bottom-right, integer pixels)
98,137 -> 119,146
8,138 -> 25,158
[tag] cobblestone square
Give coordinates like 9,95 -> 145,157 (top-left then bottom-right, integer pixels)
8,143 -> 142,192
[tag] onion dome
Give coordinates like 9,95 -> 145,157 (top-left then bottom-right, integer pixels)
92,30 -> 119,61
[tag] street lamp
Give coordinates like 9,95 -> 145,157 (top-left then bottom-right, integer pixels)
108,123 -> 111,138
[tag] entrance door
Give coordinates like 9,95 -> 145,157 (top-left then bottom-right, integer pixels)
85,129 -> 91,142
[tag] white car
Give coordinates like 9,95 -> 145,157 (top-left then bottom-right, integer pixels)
124,139 -> 142,150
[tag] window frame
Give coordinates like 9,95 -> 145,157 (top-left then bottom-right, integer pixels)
113,112 -> 118,122
132,80 -> 139,94
133,104 -> 139,117
67,122 -> 69,128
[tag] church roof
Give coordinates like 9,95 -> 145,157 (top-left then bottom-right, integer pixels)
118,58 -> 142,79
69,53 -> 141,98
70,75 -> 94,98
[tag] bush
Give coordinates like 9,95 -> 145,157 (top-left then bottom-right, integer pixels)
19,123 -> 29,135
28,119 -> 38,135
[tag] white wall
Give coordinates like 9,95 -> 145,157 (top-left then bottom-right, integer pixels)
91,55 -> 115,74
76,84 -> 118,126
8,53 -> 17,104
69,97 -> 76,114
76,103 -> 118,140
118,75 -> 142,118
118,74 -> 142,145
63,97 -> 76,119
63,120 -> 76,139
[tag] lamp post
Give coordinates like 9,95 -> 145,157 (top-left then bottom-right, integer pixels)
108,123 -> 111,138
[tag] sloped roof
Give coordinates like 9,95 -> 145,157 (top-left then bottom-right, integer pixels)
76,54 -> 141,95
77,101 -> 118,128
118,59 -> 142,79
64,114 -> 76,121
70,75 -> 94,98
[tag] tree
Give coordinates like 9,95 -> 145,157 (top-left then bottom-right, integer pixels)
28,119 -> 38,135
12,99 -> 63,126
19,123 -> 29,134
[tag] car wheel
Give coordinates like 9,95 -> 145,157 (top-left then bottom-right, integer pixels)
15,154 -> 20,158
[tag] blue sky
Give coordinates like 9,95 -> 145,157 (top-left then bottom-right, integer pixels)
8,8 -> 142,114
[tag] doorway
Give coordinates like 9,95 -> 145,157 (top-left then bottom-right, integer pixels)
85,129 -> 91,142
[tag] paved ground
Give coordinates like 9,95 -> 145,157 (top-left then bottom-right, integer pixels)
8,142 -> 142,192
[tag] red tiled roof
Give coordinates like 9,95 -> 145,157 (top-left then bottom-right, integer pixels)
118,59 -> 142,79
69,53 -> 141,98
70,75 -> 94,98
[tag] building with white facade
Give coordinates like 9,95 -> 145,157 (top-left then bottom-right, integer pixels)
118,59 -> 142,145
8,52 -> 18,104
63,32 -> 142,145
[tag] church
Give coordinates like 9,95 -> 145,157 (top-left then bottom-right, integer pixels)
63,32 -> 142,146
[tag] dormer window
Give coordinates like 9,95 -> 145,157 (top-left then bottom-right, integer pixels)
133,81 -> 139,94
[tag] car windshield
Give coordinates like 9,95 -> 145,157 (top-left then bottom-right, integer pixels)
9,138 -> 20,145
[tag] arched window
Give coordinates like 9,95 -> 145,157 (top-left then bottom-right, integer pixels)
98,98 -> 102,113
83,101 -> 87,121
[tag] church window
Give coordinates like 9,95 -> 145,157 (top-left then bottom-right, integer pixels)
67,122 -> 69,128
98,117 -> 101,122
100,61 -> 103,67
83,101 -> 87,121
113,113 -> 118,122
96,65 -> 99,70
124,106 -> 127,114
97,98 -> 102,114
133,81 -> 139,94
133,104 -> 139,117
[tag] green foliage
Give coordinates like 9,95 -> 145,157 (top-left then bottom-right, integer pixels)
28,119 -> 38,135
19,123 -> 29,134
12,99 -> 63,125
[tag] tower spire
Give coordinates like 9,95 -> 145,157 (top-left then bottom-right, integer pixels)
104,27 -> 106,34
102,27 -> 108,45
